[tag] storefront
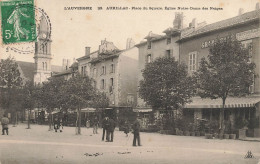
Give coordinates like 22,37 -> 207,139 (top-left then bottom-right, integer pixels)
184,96 -> 260,136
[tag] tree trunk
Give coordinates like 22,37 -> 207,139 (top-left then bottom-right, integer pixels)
219,98 -> 226,135
16,112 -> 18,125
76,108 -> 82,135
13,111 -> 17,127
27,109 -> 31,129
48,113 -> 53,131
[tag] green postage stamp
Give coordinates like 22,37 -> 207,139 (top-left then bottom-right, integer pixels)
1,0 -> 36,44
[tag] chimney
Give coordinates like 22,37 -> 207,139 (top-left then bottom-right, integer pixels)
173,12 -> 184,29
67,59 -> 71,68
192,18 -> 197,29
238,8 -> 244,15
62,59 -> 66,70
256,2 -> 260,10
85,47 -> 90,56
126,38 -> 135,49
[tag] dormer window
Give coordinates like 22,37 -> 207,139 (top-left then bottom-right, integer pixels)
147,41 -> 151,49
167,37 -> 171,44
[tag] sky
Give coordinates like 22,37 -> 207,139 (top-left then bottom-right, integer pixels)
0,0 -> 259,66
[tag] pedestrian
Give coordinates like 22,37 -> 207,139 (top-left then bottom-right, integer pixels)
59,118 -> 63,132
54,117 -> 60,132
124,119 -> 130,137
86,119 -> 90,128
107,118 -> 116,142
1,114 -> 10,135
92,116 -> 99,134
132,118 -> 141,146
102,116 -> 109,141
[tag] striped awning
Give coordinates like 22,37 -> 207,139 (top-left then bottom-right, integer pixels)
185,96 -> 260,109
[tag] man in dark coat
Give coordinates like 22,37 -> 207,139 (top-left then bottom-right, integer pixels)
132,118 -> 141,146
102,117 -> 109,141
54,117 -> 60,132
1,114 -> 9,135
107,118 -> 116,142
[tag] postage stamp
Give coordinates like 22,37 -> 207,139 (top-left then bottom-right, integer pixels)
1,0 -> 36,44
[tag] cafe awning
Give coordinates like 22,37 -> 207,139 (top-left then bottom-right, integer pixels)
133,108 -> 153,113
81,108 -> 96,113
185,96 -> 260,109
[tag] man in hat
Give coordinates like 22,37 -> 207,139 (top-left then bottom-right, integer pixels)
107,118 -> 116,142
132,118 -> 141,146
102,116 -> 109,141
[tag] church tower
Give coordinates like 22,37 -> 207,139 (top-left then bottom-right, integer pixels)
33,16 -> 52,84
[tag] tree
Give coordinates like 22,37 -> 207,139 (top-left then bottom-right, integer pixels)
41,77 -> 66,130
0,57 -> 23,123
195,38 -> 256,134
139,57 -> 196,111
21,82 -> 37,129
61,74 -> 102,135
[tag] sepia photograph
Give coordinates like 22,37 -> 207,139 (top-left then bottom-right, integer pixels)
0,0 -> 260,163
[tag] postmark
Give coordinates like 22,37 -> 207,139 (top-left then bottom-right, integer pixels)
1,1 -> 52,54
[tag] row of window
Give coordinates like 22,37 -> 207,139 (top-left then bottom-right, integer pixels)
100,78 -> 114,93
80,64 -> 115,77
42,62 -> 47,70
81,66 -> 87,76
147,38 -> 171,49
145,39 -> 254,93
146,49 -> 173,63
92,64 -> 115,77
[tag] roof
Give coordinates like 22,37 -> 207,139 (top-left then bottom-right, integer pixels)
77,50 -> 98,61
163,27 -> 181,34
51,65 -> 63,72
135,35 -> 166,47
70,62 -> 78,68
136,30 -> 181,47
185,96 -> 260,109
180,9 -> 260,41
16,61 -> 35,82
51,70 -> 73,77
16,61 -> 63,81
144,32 -> 163,39
90,53 -> 120,64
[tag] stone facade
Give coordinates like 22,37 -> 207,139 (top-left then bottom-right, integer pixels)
77,40 -> 138,108
178,7 -> 260,136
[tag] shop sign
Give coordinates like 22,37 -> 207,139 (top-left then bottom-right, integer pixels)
201,34 -> 235,49
236,28 -> 260,41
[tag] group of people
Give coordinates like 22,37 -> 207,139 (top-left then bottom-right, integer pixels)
101,116 -> 141,146
1,114 -> 142,147
101,116 -> 116,142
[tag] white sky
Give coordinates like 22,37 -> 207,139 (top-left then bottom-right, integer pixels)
0,0 -> 259,66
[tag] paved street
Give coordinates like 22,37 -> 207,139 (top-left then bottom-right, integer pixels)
0,123 -> 260,164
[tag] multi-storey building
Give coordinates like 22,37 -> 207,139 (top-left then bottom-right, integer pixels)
135,13 -> 185,111
77,39 -> 138,119
178,5 -> 260,137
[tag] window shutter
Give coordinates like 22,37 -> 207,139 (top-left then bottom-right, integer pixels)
170,49 -> 173,57
195,51 -> 198,71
